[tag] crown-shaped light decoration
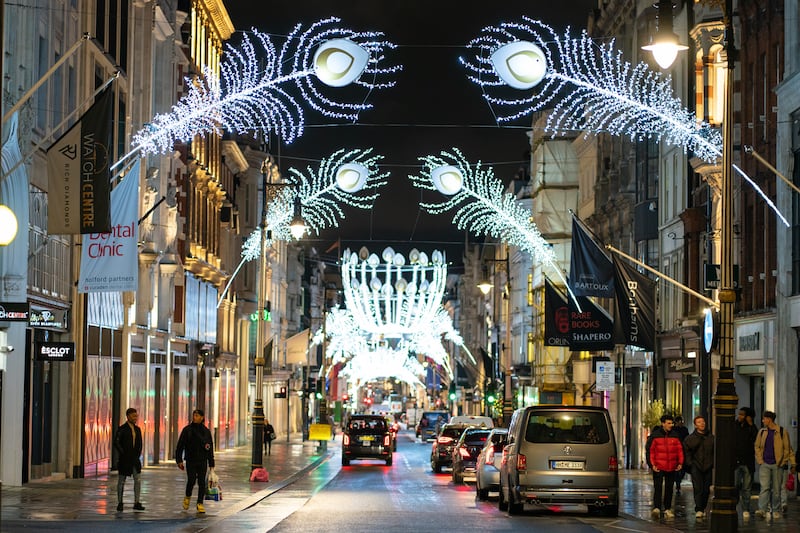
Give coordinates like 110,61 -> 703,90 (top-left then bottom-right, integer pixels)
461,17 -> 721,162
123,18 -> 400,165
461,18 -> 787,226
409,148 -> 555,265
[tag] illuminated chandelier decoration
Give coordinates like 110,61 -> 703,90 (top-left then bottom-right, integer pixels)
339,346 -> 426,388
461,17 -> 787,226
341,246 -> 447,339
117,17 -> 400,167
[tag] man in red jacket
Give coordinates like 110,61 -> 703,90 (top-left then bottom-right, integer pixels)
645,414 -> 684,519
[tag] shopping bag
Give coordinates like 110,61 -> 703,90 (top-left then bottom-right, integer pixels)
787,472 -> 796,491
249,467 -> 269,482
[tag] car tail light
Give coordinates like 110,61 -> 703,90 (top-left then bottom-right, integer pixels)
343,434 -> 350,446
459,446 -> 471,458
608,456 -> 618,472
437,436 -> 454,445
384,434 -> 391,447
516,453 -> 527,471
486,448 -> 495,464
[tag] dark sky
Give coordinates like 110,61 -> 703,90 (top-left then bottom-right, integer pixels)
223,1 -> 594,269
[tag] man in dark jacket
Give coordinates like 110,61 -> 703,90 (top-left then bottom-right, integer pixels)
673,416 -> 690,494
113,407 -> 144,512
734,407 -> 758,520
683,415 -> 714,518
645,414 -> 684,519
176,409 -> 215,513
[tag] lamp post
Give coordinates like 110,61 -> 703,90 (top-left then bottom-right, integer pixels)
251,156 -> 306,472
643,1 -> 737,529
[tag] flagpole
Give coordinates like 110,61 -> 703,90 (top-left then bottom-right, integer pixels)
0,74 -> 118,182
606,244 -> 719,309
3,33 -> 91,124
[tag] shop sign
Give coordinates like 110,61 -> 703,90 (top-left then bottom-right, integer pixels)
29,308 -> 67,329
0,302 -> 30,321
35,342 -> 75,362
669,358 -> 696,373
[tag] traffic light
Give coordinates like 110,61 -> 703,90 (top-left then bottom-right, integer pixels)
448,382 -> 456,401
315,377 -> 324,399
486,385 -> 496,404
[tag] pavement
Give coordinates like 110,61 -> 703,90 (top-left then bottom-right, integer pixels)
1,430 -> 798,532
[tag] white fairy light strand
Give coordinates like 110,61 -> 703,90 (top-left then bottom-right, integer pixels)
124,18 -> 399,163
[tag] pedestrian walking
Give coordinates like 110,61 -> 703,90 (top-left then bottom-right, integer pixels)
113,407 -> 144,512
683,415 -> 714,518
734,407 -> 759,520
175,409 -> 215,514
673,416 -> 690,494
264,419 -> 276,455
645,414 -> 684,519
754,410 -> 792,520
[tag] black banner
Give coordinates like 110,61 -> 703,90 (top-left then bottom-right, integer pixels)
568,296 -> 615,351
0,301 -> 30,321
47,88 -> 113,234
544,278 -> 570,347
569,216 -> 614,297
612,255 -> 657,351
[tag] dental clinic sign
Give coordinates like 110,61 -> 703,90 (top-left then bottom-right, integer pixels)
35,342 -> 75,362
78,160 -> 139,293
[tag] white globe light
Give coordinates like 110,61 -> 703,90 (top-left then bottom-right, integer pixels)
335,163 -> 369,193
313,39 -> 370,87
0,205 -> 18,246
430,165 -> 464,196
490,41 -> 548,90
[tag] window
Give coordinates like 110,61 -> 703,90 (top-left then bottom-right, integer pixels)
524,412 -> 609,444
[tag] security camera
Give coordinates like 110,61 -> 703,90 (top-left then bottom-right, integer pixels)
0,345 -> 14,353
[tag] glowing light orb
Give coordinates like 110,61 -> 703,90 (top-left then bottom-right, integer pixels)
0,205 -> 18,246
313,39 -> 370,87
430,165 -> 464,195
490,41 -> 547,89
335,163 -> 369,193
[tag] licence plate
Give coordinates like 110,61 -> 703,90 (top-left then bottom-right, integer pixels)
360,436 -> 375,442
551,460 -> 584,470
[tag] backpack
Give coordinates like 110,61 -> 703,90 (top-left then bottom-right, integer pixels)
249,467 -> 269,482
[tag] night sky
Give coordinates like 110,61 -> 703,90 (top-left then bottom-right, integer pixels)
223,1 -> 595,269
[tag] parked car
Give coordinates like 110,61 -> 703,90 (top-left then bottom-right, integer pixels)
451,427 -> 492,484
342,414 -> 393,466
430,423 -> 469,473
475,428 -> 509,499
499,405 -> 619,516
417,410 -> 450,442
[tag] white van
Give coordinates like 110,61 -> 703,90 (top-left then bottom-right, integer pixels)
449,415 -> 494,428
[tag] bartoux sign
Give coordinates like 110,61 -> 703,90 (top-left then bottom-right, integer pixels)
0,302 -> 30,321
35,342 -> 75,362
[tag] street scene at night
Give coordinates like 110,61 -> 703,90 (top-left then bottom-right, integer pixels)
1,1 -> 799,533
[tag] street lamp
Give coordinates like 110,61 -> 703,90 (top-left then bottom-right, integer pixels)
641,0 -> 688,69
251,156 -> 306,472
644,2 -> 738,530
0,205 -> 18,245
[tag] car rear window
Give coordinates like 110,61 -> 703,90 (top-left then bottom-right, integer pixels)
348,418 -> 386,432
441,426 -> 466,439
524,412 -> 610,444
463,430 -> 490,445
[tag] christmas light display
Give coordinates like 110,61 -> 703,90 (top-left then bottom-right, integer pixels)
217,149 -> 387,307
461,17 -> 788,227
120,18 -> 399,166
409,148 -> 556,264
461,17 -> 721,162
339,346 -> 425,388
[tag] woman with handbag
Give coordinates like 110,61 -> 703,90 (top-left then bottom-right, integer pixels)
264,419 -> 276,455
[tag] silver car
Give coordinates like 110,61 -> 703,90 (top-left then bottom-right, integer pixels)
475,428 -> 508,499
499,406 -> 619,516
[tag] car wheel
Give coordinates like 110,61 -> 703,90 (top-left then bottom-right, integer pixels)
386,455 -> 393,467
432,460 -> 441,473
498,484 -> 509,511
477,487 -> 489,500
453,469 -> 462,484
342,457 -> 350,466
508,498 -> 524,516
